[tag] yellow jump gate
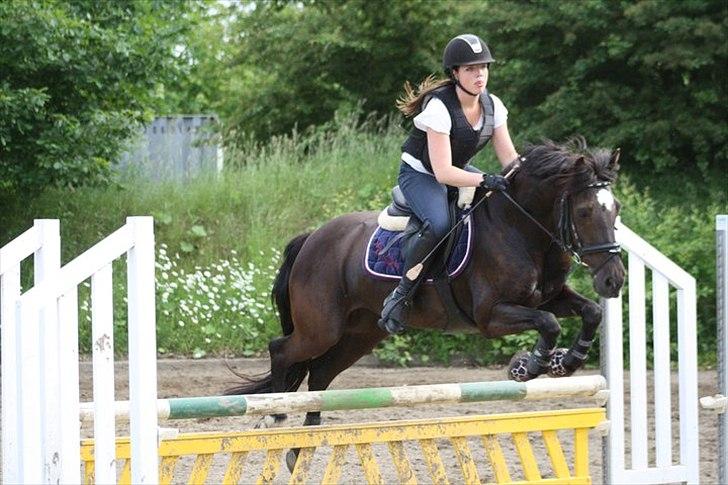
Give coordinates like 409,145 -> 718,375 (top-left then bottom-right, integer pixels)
81,407 -> 605,484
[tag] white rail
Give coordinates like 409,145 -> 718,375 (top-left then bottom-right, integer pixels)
603,221 -> 699,484
1,220 -> 59,484
1,217 -> 159,484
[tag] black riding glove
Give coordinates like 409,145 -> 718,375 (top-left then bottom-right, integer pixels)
480,173 -> 509,191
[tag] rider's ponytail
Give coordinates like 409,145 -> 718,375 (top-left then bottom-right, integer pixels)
396,75 -> 454,117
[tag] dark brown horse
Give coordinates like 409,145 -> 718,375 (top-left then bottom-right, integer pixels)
228,138 -> 624,439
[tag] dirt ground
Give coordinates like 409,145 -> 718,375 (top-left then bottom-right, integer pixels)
74,358 -> 719,484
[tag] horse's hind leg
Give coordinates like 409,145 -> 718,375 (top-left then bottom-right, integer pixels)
286,312 -> 386,471
537,285 -> 602,377
254,336 -> 310,428
258,323 -> 343,428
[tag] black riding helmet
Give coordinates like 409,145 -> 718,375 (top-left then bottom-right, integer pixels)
442,34 -> 495,74
442,34 -> 495,97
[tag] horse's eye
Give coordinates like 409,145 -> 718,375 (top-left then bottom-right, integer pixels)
577,208 -> 590,218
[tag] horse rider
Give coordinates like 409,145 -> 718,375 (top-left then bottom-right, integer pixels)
378,34 -> 521,334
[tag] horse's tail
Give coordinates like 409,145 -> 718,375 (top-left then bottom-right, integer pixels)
225,233 -> 312,396
272,232 -> 311,336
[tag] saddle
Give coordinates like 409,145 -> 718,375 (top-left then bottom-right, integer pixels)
377,186 -> 477,231
375,186 -> 477,331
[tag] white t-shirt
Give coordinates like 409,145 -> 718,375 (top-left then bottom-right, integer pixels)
402,93 -> 508,173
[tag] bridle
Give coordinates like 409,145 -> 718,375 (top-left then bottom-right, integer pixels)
501,176 -> 621,271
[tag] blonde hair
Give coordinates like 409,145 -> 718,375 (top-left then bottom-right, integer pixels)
396,75 -> 454,117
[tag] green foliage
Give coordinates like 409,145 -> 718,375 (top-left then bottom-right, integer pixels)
0,0 -> 201,194
156,1 -> 230,115
470,0 -> 727,175
214,0 -> 454,143
171,0 -> 726,178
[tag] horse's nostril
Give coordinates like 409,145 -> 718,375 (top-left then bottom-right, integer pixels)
605,277 -> 614,289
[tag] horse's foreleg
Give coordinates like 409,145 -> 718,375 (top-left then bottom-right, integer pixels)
538,285 -> 602,377
484,303 -> 561,382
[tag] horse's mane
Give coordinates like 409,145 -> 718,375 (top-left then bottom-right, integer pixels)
519,137 -> 618,185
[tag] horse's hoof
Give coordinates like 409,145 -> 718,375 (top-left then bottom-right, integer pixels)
547,348 -> 573,377
254,414 -> 287,429
508,351 -> 536,382
548,348 -> 586,377
286,449 -> 298,473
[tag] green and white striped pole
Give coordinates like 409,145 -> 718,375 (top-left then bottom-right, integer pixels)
79,375 -> 607,423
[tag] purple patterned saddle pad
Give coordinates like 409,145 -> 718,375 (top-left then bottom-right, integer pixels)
364,216 -> 473,281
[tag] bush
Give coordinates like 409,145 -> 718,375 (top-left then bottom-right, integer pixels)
0,0 -> 199,194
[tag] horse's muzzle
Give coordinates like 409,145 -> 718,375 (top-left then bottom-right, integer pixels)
592,256 -> 625,298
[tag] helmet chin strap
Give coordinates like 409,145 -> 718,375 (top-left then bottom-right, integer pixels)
452,75 -> 479,97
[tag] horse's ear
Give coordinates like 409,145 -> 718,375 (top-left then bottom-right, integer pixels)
609,148 -> 621,170
573,156 -> 586,170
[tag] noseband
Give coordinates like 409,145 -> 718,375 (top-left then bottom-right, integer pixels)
501,178 -> 621,271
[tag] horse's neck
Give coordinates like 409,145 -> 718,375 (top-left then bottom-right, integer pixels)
499,180 -> 560,247
511,181 -> 573,280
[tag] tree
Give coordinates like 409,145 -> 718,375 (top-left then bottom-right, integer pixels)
467,0 -> 727,174
0,0 -> 201,194
220,0 -> 454,143
158,0 -> 727,177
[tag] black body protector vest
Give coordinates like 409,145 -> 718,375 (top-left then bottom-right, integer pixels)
402,84 -> 495,173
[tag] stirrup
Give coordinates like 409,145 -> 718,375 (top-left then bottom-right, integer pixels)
378,290 -> 410,334
377,315 -> 407,334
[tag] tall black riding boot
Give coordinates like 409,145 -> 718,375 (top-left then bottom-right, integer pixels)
377,224 -> 437,334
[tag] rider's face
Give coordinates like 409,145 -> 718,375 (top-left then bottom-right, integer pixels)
454,63 -> 489,94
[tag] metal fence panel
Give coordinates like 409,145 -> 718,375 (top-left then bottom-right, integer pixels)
118,115 -> 222,181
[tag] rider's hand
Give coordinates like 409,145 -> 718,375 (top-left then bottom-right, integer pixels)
480,173 -> 509,191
